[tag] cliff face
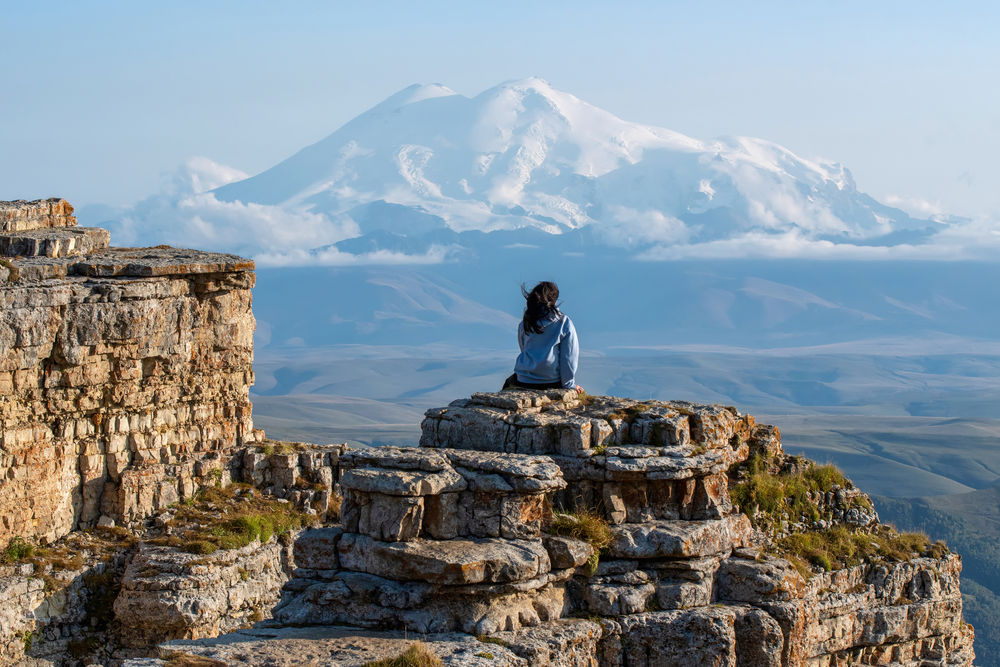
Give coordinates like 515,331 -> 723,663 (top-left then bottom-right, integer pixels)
0,199 -> 976,666
0,199 -> 256,543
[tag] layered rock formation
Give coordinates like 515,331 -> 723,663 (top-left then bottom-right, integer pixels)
0,199 -> 256,543
414,391 -> 975,665
0,199 -> 975,665
275,446 -> 578,635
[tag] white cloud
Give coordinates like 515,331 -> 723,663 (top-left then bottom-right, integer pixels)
634,229 -> 988,261
882,194 -> 947,221
165,156 -> 249,196
598,206 -> 691,246
112,189 -> 357,256
106,156 -> 457,266
254,244 -> 460,268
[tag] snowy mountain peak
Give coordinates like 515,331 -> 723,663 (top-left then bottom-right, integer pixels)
370,83 -> 459,114
115,79 -> 967,263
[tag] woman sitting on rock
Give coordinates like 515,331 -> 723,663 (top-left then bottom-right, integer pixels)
502,281 -> 583,394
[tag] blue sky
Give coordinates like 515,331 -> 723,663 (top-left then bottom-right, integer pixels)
2,1 -> 998,220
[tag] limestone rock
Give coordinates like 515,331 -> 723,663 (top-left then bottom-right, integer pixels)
0,218 -> 256,543
115,538 -> 295,645
606,514 -> 752,559
293,526 -> 343,570
421,393 -> 754,457
71,246 -> 254,277
488,618 -> 603,667
275,570 -> 569,635
341,467 -> 466,496
337,534 -> 551,585
0,226 -> 109,258
542,536 -> 594,569
716,552 -> 807,602
0,198 -> 76,233
598,607 -> 740,667
340,446 -> 563,542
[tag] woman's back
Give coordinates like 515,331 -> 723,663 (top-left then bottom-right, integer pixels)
502,281 -> 581,393
514,312 -> 578,388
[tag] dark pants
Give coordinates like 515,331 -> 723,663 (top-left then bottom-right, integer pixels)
502,373 -> 563,391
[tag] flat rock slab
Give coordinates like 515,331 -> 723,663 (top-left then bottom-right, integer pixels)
607,514 -> 752,559
71,247 -> 254,277
443,449 -> 566,492
469,389 -> 580,410
0,226 -> 109,258
338,533 -> 551,585
341,467 -> 467,496
138,626 -> 525,666
0,255 -> 76,282
340,446 -> 565,493
341,446 -> 451,472
603,448 -> 742,479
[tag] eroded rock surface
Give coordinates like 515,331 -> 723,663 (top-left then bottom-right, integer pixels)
115,538 -> 296,645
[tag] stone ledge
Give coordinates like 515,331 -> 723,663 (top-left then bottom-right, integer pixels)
341,467 -> 467,496
0,246 -> 255,284
274,570 -> 569,635
337,533 -> 552,585
70,246 -> 254,277
0,226 -> 110,258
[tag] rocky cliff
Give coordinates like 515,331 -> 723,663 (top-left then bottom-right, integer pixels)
0,199 -> 256,543
0,199 -> 976,665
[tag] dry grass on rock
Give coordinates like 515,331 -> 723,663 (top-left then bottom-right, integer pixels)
545,505 -> 612,574
362,642 -> 444,667
774,524 -> 949,577
730,454 -> 868,529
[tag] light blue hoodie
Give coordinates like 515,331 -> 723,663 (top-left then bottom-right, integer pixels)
514,312 -> 579,388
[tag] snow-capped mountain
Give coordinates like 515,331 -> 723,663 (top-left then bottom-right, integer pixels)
216,78 -> 934,251
98,77 -> 983,263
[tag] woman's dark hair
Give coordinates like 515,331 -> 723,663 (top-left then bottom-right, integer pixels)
521,281 -> 560,334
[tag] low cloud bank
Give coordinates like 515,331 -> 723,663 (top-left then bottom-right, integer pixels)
103,156 -> 1000,265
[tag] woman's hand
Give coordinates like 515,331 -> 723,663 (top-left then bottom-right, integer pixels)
575,385 -> 585,395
